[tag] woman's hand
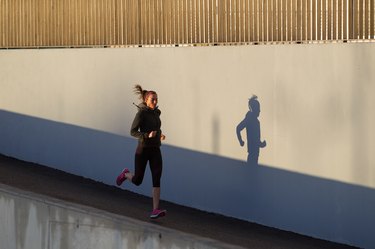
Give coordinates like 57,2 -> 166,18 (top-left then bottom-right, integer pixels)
148,131 -> 165,140
148,131 -> 157,138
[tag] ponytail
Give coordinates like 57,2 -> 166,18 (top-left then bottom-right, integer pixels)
134,84 -> 148,102
133,84 -> 157,102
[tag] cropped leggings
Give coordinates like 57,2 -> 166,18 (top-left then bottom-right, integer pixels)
131,145 -> 163,188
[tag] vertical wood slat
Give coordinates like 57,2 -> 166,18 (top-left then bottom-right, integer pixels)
371,0 -> 375,39
0,0 -> 374,48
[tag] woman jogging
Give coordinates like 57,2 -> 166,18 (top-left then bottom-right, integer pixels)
116,84 -> 166,219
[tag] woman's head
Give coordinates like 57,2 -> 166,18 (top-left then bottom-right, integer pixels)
134,84 -> 158,109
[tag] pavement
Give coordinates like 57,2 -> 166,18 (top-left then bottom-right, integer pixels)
0,154 -> 358,249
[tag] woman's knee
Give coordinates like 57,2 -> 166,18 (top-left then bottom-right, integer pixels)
132,176 -> 144,186
152,174 -> 161,187
152,181 -> 161,188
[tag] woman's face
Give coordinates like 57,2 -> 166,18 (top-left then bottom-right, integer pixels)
145,93 -> 158,110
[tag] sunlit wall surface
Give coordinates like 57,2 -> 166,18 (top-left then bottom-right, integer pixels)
1,44 -> 374,188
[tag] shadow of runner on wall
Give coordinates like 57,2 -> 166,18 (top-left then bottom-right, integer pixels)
236,95 -> 266,166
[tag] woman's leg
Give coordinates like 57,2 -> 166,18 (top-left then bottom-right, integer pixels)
152,187 -> 161,210
128,145 -> 148,186
149,147 -> 163,210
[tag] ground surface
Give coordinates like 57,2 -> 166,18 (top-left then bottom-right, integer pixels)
0,154 -> 358,249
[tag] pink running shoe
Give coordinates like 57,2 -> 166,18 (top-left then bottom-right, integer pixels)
116,168 -> 129,186
150,209 -> 167,219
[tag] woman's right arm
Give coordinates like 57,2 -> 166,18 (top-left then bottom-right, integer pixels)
130,112 -> 148,139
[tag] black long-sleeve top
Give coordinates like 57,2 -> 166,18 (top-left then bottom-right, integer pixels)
130,103 -> 162,148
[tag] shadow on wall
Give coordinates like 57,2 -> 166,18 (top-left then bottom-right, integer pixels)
0,109 -> 374,248
236,95 -> 266,166
0,109 -> 137,185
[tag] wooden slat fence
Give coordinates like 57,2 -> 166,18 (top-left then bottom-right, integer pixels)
1,0 -> 374,48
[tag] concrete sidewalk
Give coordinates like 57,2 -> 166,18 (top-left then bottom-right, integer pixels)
1,183 -> 245,249
0,154 -> 358,249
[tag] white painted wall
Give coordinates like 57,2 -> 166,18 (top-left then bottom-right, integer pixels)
1,43 -> 374,248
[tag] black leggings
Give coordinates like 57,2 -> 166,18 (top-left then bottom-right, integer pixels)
132,145 -> 163,187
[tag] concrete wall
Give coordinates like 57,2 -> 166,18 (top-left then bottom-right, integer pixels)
0,184 -> 241,249
1,43 -> 374,248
